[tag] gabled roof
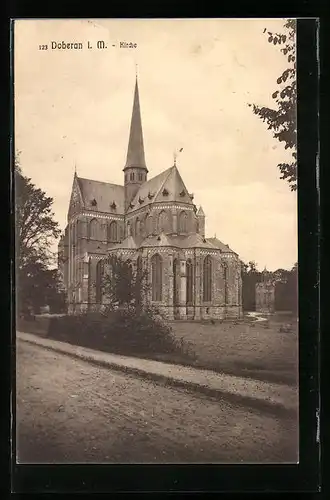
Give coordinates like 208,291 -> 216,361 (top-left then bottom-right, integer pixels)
138,233 -> 220,251
127,165 -> 194,213
77,177 -> 125,214
170,233 -> 218,250
139,232 -> 174,248
206,237 -> 236,254
109,235 -> 139,250
124,77 -> 147,172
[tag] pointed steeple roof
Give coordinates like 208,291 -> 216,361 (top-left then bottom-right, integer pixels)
197,205 -> 205,216
123,77 -> 148,172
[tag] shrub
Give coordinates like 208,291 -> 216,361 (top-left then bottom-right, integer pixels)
47,307 -> 188,358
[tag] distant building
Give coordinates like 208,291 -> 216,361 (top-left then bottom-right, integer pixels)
58,77 -> 243,320
255,269 -> 275,314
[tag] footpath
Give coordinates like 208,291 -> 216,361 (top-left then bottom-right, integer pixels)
17,331 -> 298,416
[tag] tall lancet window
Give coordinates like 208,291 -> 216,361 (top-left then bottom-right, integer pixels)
158,210 -> 169,233
96,260 -> 104,304
186,259 -> 193,305
223,263 -> 228,304
203,256 -> 212,302
151,254 -> 162,302
108,221 -> 118,242
173,259 -> 179,306
179,211 -> 188,234
145,214 -> 151,236
89,218 -> 97,240
140,217 -> 145,237
135,217 -> 140,237
237,270 -> 241,305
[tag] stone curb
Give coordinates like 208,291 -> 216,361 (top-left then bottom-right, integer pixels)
17,332 -> 298,418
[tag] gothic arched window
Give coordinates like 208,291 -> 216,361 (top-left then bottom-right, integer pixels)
135,217 -> 140,237
96,260 -> 104,304
145,214 -> 151,236
140,217 -> 145,237
151,254 -> 162,302
136,255 -> 143,308
89,218 -> 97,239
223,263 -> 228,304
179,211 -> 188,234
158,210 -> 169,233
186,259 -> 193,305
173,258 -> 179,306
203,256 -> 212,302
108,221 -> 118,242
237,270 -> 241,305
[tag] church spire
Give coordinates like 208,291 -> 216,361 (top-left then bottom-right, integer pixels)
123,76 -> 148,173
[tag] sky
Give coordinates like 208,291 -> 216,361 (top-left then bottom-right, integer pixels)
14,18 -> 297,271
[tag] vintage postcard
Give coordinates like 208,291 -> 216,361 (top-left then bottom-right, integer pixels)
14,18 -> 299,464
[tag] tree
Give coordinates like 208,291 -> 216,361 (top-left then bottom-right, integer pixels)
17,261 -> 66,314
272,264 -> 298,313
286,262 -> 298,315
15,155 -> 61,313
249,19 -> 297,191
241,260 -> 261,311
102,255 -> 150,314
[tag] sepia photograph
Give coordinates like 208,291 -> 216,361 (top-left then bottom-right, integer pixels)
14,18 -> 298,464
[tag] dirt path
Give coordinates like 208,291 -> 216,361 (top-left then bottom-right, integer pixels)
16,340 -> 298,464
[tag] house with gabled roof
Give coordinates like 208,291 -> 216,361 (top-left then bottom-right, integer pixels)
58,77 -> 243,319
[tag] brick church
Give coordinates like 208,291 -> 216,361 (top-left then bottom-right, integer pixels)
58,77 -> 243,320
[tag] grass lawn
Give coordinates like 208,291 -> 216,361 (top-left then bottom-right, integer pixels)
169,314 -> 298,386
16,313 -> 298,387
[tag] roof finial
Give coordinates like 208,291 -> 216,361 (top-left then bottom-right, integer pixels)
74,163 -> 77,176
173,147 -> 183,167
135,62 -> 138,79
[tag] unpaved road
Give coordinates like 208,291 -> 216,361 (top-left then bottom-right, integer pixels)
16,340 -> 298,464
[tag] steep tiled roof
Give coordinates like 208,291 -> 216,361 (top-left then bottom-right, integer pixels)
109,235 -> 139,250
138,233 -> 220,251
126,168 -> 172,212
139,233 -> 174,248
127,165 -> 194,213
77,177 -> 125,214
169,234 -> 219,250
207,237 -> 236,254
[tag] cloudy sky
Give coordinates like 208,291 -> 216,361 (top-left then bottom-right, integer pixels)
14,18 -> 297,271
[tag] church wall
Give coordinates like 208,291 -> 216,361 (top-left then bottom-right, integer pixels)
197,214 -> 205,237
66,211 -> 125,313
